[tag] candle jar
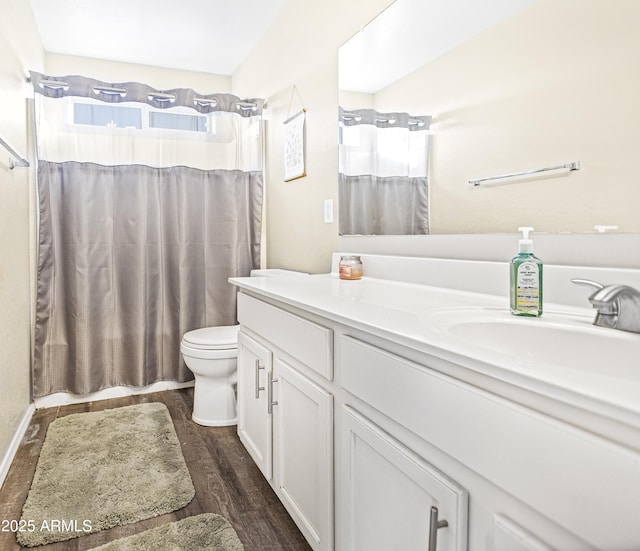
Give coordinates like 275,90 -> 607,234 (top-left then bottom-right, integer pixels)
339,255 -> 363,280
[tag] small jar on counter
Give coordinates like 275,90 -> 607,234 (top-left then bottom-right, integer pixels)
339,255 -> 363,280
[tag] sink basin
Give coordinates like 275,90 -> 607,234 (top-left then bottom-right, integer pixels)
425,308 -> 640,377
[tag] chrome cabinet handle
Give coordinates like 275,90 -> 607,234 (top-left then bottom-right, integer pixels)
254,359 -> 265,399
428,506 -> 448,551
267,371 -> 278,415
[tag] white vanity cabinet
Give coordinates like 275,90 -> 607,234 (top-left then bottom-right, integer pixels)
231,264 -> 640,551
236,292 -> 334,551
337,333 -> 640,550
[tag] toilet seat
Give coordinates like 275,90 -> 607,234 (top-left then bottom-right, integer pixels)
182,325 -> 239,350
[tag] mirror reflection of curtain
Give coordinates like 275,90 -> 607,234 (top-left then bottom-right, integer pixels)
339,108 -> 431,235
30,72 -> 264,397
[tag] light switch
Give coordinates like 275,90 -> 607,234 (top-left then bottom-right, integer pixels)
323,199 -> 334,223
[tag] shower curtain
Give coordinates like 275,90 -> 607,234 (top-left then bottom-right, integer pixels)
30,71 -> 264,397
339,108 -> 431,235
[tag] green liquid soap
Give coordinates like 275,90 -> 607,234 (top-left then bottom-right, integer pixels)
510,227 -> 543,317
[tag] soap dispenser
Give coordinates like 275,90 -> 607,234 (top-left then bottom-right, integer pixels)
510,227 -> 543,317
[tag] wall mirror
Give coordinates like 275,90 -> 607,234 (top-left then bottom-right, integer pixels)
338,0 -> 640,235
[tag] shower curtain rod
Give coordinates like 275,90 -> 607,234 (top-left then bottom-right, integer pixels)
0,135 -> 30,169
28,73 -> 262,115
34,80 -> 256,109
36,78 -> 70,90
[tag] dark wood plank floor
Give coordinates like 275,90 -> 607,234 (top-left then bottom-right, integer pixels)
0,388 -> 312,550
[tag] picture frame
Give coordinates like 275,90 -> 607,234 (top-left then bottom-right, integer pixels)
283,108 -> 306,182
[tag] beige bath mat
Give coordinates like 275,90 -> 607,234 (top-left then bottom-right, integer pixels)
89,513 -> 244,550
17,402 -> 195,547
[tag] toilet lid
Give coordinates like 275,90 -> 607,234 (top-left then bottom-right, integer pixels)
182,325 -> 239,350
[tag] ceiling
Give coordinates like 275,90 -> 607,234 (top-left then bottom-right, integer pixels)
28,0 -> 288,75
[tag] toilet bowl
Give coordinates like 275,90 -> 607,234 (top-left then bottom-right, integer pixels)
181,325 -> 240,426
181,268 -> 307,426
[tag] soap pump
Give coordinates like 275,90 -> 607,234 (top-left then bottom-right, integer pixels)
510,226 -> 543,317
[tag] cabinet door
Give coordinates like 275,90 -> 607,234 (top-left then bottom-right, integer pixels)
273,358 -> 334,551
237,331 -> 273,480
341,406 -> 468,551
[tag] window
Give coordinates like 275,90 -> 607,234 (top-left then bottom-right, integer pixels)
71,101 -> 212,135
74,103 -> 142,129
149,112 -> 207,132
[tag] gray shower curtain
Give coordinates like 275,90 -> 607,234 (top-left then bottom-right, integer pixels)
31,72 -> 263,397
339,173 -> 429,235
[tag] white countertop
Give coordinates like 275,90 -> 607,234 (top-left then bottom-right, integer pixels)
230,272 -> 640,442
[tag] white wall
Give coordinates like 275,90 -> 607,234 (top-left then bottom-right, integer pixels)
0,0 -> 44,478
46,53 -> 231,93
232,0 -> 393,274
234,0 -> 640,271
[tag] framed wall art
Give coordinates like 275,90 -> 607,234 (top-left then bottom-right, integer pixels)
283,108 -> 306,182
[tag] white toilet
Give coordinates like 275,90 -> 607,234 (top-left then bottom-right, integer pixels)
181,325 -> 240,426
181,269 -> 306,426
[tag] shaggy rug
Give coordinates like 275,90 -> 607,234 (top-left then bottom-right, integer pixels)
88,514 -> 244,551
17,402 -> 195,547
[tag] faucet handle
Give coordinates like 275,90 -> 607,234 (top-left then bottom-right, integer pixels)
571,278 -> 618,318
571,279 -> 640,333
571,278 -> 605,291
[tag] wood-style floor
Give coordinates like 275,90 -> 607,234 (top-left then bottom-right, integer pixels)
0,388 -> 312,550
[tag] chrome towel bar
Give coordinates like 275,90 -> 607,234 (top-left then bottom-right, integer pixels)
469,161 -> 580,187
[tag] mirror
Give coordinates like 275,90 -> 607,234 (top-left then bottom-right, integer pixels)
338,0 -> 640,235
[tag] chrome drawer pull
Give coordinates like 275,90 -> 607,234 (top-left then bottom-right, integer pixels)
254,359 -> 265,399
428,506 -> 448,551
267,371 -> 278,415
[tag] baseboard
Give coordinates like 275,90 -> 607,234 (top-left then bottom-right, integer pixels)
34,380 -> 195,410
0,403 -> 35,490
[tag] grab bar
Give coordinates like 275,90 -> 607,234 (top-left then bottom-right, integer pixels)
469,161 -> 580,187
0,136 -> 29,169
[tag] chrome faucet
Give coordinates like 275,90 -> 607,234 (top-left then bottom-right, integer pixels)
572,279 -> 640,333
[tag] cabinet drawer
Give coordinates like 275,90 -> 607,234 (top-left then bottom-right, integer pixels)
339,335 -> 640,549
493,515 -> 553,551
238,293 -> 333,380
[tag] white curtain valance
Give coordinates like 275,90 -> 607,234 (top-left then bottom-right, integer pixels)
30,71 -> 264,172
29,71 -> 264,115
339,107 -> 430,179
